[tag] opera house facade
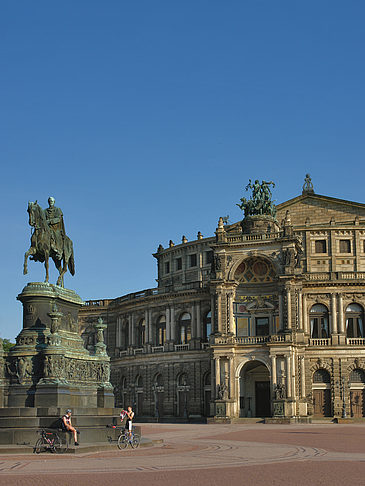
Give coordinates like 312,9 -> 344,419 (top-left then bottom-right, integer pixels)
79,177 -> 365,421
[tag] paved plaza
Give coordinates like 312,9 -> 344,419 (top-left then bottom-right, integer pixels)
1,423 -> 365,485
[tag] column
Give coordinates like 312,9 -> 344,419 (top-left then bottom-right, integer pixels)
271,355 -> 277,389
217,293 -> 222,333
303,294 -> 309,334
278,293 -> 283,331
229,357 -> 235,399
214,357 -> 220,398
131,313 -> 135,346
291,353 -> 296,400
228,292 -> 234,334
210,358 -> 215,400
300,356 -> 306,398
286,355 -> 291,398
338,294 -> 345,333
128,315 -> 132,347
331,293 -> 338,334
196,302 -> 201,339
191,303 -> 196,339
210,295 -> 216,333
298,291 -> 303,330
286,288 -> 292,330
116,317 -> 121,348
170,306 -> 176,341
144,310 -> 149,343
148,309 -> 153,344
165,307 -> 171,341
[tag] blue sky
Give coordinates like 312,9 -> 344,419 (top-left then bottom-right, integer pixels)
1,1 -> 365,340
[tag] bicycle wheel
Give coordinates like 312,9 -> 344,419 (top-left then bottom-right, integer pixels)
34,438 -> 45,454
52,435 -> 62,453
130,434 -> 140,449
117,434 -> 128,450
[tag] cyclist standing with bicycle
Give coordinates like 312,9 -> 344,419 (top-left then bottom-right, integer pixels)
62,409 -> 79,446
124,406 -> 134,437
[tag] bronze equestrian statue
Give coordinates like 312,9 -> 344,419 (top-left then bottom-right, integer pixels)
23,197 -> 75,287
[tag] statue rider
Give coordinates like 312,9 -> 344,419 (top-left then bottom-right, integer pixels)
44,197 -> 65,260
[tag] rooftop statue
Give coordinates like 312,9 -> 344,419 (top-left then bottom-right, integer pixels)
23,197 -> 75,287
237,179 -> 277,218
302,173 -> 314,194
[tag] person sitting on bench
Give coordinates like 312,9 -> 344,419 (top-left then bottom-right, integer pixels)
62,409 -> 79,446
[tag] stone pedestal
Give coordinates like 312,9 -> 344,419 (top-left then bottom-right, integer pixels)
241,215 -> 280,235
1,283 -> 117,445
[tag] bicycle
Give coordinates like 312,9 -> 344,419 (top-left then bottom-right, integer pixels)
117,428 -> 141,450
33,428 -> 69,454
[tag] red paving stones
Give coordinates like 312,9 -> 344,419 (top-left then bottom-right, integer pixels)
1,423 -> 365,486
205,424 -> 365,453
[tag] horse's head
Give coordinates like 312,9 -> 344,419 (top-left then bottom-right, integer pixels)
27,200 -> 40,227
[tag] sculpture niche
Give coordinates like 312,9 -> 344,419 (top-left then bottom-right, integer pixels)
23,197 -> 75,287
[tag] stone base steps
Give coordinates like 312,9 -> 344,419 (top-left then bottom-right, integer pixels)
0,437 -> 162,455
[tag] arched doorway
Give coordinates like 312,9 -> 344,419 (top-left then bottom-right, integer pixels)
239,360 -> 271,417
349,369 -> 365,417
312,369 -> 331,417
135,375 -> 144,416
203,372 -> 211,417
152,373 -> 164,419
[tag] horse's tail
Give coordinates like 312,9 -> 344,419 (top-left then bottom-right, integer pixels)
68,247 -> 75,276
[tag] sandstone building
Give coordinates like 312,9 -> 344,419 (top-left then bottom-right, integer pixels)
79,177 -> 365,421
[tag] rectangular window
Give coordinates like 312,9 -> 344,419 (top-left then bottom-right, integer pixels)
164,261 -> 170,274
315,240 -> 327,253
189,254 -> 197,267
363,241 -> 365,253
205,250 -> 213,265
256,317 -> 269,336
236,317 -> 250,337
176,258 -> 182,270
339,240 -> 351,253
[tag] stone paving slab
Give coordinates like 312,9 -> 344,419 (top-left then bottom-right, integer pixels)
1,423 -> 365,485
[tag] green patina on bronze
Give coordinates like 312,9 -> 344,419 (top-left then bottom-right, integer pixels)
23,197 -> 75,287
237,179 -> 277,218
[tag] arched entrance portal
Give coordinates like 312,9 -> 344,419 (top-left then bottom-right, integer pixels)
239,360 -> 271,417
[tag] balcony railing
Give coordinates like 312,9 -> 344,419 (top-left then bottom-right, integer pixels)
347,338 -> 365,345
151,346 -> 164,353
174,344 -> 189,352
133,348 -> 144,355
309,338 -> 330,346
213,334 -> 285,345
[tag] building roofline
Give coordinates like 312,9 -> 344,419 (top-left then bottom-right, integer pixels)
277,193 -> 365,211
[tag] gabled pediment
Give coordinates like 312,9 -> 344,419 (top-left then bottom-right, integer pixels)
276,193 -> 365,226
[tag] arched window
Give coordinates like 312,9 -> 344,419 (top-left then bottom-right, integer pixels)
136,375 -> 143,388
204,372 -> 211,386
154,373 -> 164,388
346,304 -> 364,338
313,369 -> 331,383
203,311 -> 212,342
310,304 -> 329,338
122,321 -> 129,349
179,313 -> 191,344
156,316 -> 166,346
350,369 -> 365,383
136,318 -> 145,347
178,373 -> 188,387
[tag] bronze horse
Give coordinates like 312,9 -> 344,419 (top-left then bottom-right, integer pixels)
23,201 -> 75,287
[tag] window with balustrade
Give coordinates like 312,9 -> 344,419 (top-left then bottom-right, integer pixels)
310,304 -> 329,338
179,313 -> 191,344
346,303 -> 364,338
156,315 -> 166,346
